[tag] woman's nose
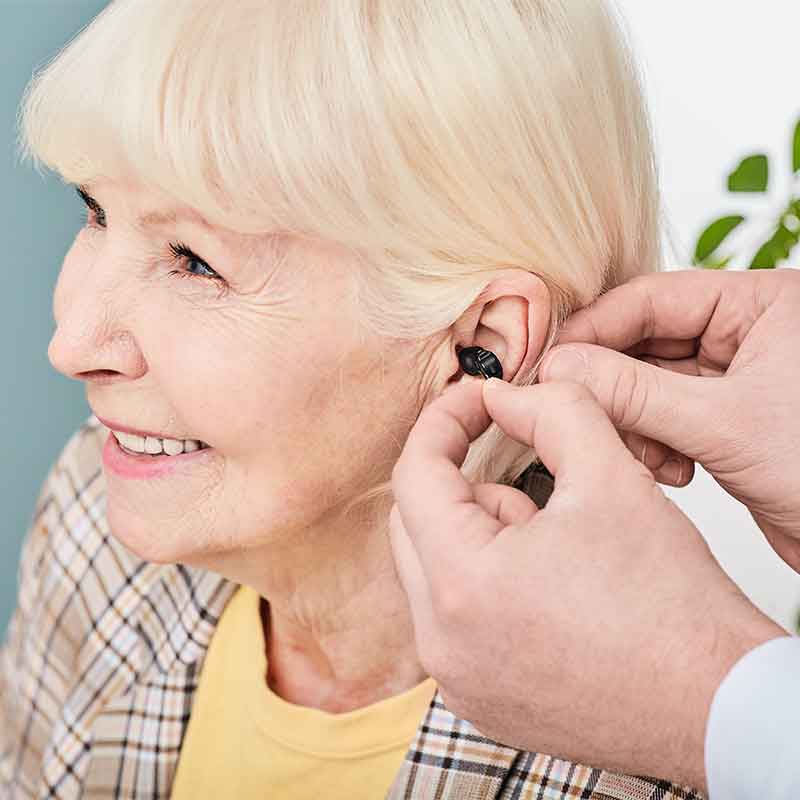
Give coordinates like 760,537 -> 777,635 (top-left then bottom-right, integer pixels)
47,247 -> 146,383
47,325 -> 146,384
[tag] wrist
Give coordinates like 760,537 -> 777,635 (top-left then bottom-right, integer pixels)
701,613 -> 788,791
657,595 -> 785,793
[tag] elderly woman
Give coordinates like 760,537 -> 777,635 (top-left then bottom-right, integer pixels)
1,1 -> 703,798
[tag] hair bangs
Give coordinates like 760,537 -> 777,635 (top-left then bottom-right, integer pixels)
16,0 -> 355,241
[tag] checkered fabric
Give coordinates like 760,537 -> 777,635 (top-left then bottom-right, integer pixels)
1,415 -> 705,799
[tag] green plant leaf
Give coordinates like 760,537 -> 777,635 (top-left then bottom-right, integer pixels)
794,118 -> 800,174
749,242 -> 777,269
749,223 -> 799,269
728,154 -> 769,192
694,215 -> 745,262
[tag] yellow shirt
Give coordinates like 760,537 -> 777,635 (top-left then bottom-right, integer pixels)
170,583 -> 437,799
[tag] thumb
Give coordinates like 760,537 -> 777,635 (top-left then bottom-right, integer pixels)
539,344 -> 722,462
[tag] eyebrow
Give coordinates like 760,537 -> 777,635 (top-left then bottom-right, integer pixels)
76,185 -> 211,231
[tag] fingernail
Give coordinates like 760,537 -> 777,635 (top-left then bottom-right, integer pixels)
542,347 -> 587,383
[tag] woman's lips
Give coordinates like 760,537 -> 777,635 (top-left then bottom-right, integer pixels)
102,430 -> 214,480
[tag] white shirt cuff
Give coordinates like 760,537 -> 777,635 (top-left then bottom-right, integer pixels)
706,635 -> 800,799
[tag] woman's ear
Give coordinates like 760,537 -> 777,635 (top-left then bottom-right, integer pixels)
451,270 -> 552,386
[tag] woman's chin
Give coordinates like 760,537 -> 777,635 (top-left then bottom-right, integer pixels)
105,503 -> 186,565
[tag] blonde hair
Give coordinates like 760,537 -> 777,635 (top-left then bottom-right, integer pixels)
17,0 -> 662,516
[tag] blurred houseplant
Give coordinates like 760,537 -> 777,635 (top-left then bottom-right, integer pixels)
692,116 -> 800,634
693,117 -> 800,269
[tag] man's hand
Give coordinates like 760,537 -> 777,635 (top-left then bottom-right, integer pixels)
389,377 -> 784,791
543,267 -> 800,570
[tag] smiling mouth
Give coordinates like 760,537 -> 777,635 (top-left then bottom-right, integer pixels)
111,430 -> 211,457
117,441 -> 211,457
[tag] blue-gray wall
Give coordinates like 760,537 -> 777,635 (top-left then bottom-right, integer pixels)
1,2 -> 110,637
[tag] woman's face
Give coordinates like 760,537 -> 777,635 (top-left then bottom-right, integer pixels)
48,177 -> 432,569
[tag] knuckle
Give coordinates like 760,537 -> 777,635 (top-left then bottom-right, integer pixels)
430,579 -> 470,626
627,276 -> 658,338
610,362 -> 650,430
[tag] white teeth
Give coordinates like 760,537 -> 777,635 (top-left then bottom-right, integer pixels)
162,438 -> 185,456
111,429 -> 208,456
126,433 -> 146,451
144,436 -> 163,455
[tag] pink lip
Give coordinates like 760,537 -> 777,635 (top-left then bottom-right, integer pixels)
102,431 -> 214,480
94,414 -> 199,442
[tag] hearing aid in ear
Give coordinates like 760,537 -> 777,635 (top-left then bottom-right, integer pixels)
457,346 -> 503,380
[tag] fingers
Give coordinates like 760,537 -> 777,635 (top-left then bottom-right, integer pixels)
656,457 -> 695,487
618,430 -> 694,487
391,377 -> 505,570
556,269 -> 733,354
481,379 -> 641,494
471,482 -> 540,526
539,344 -> 720,462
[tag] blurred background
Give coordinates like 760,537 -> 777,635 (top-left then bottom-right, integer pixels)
1,1 -> 798,637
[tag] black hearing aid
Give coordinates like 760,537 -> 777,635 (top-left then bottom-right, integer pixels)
458,347 -> 553,487
457,346 -> 503,380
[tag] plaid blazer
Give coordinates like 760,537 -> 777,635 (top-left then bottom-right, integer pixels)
1,414 -> 704,799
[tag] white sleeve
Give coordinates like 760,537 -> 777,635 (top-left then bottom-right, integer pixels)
705,635 -> 800,799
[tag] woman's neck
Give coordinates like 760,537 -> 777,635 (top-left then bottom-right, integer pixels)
262,566 -> 425,712
248,508 -> 427,712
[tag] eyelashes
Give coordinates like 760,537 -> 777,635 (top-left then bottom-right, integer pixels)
167,241 -> 226,285
74,187 -> 229,296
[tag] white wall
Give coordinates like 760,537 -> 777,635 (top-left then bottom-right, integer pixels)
614,0 -> 800,630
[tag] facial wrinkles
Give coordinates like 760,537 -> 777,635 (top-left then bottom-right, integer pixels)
225,238 -> 306,329
73,229 -> 157,307
230,233 -> 292,295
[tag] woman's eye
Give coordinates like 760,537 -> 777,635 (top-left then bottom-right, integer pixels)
167,242 -> 226,284
75,186 -> 227,291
